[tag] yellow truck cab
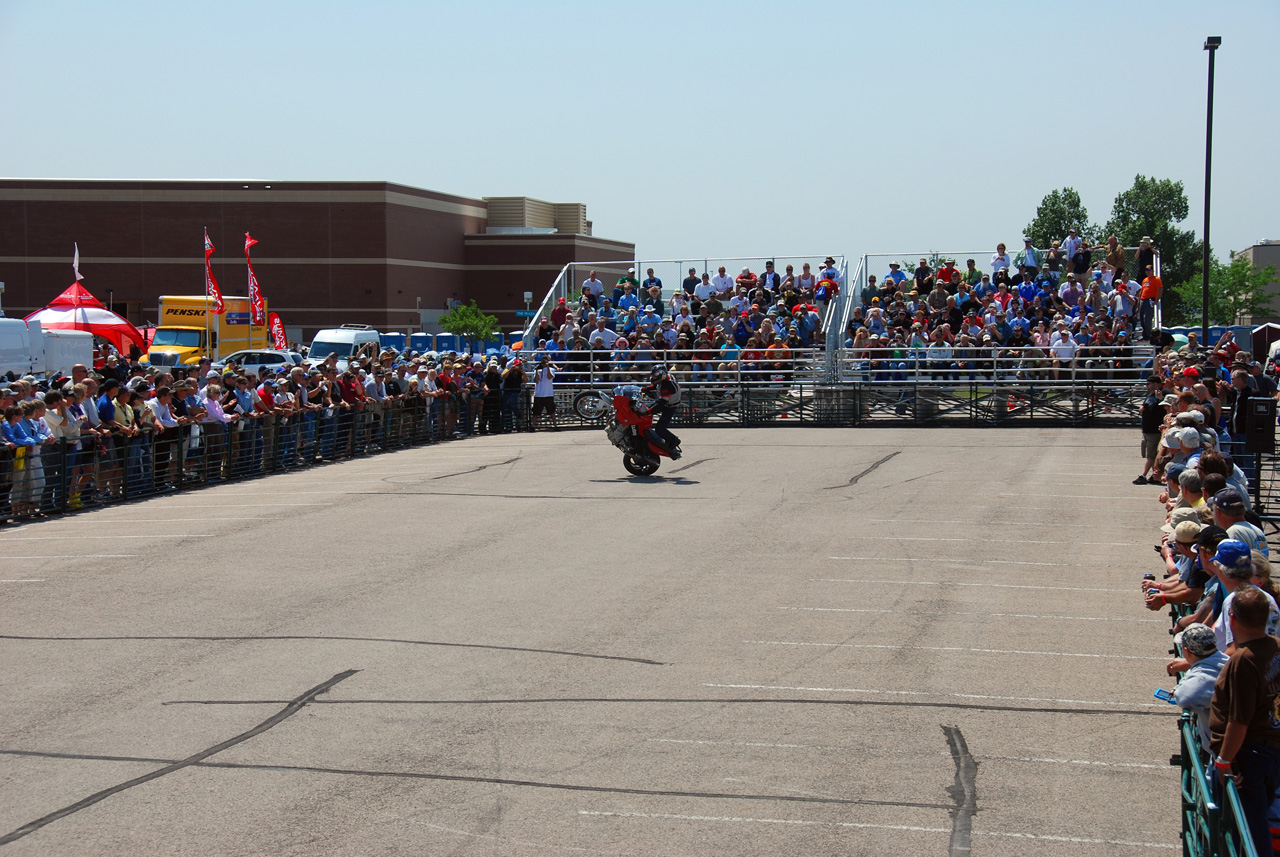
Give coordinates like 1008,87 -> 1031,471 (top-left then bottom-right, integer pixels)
143,295 -> 269,369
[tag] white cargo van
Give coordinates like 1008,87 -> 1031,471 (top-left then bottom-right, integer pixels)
307,324 -> 381,371
0,319 -> 94,380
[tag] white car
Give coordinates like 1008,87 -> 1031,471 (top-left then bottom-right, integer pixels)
212,349 -> 303,378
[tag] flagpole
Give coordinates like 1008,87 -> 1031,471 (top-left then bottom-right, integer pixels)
204,228 -> 211,363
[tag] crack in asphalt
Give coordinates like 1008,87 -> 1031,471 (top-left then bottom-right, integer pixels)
0,635 -> 665,666
0,749 -> 954,811
0,670 -> 358,847
824,451 -> 901,489
431,456 -> 522,480
157,696 -> 1170,717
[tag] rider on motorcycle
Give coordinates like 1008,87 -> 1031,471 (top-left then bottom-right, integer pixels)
640,364 -> 682,459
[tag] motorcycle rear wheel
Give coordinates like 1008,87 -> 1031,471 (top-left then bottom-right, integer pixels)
623,453 -> 660,476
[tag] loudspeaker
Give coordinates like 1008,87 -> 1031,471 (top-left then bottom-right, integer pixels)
1244,397 -> 1276,454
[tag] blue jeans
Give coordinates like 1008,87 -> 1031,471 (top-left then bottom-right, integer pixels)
501,391 -> 521,432
1140,298 -> 1156,339
1233,741 -> 1280,857
126,437 -> 149,495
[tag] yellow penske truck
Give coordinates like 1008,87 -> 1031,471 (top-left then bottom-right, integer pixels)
142,295 -> 269,369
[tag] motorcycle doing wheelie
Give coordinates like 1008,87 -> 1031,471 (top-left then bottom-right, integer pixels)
600,384 -> 682,476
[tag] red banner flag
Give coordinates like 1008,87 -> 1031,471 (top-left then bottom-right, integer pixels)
204,229 -> 225,314
268,312 -> 287,350
244,232 -> 265,326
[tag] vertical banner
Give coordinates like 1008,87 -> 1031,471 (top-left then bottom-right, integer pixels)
268,312 -> 287,350
73,243 -> 84,281
244,232 -> 265,326
204,229 -> 225,313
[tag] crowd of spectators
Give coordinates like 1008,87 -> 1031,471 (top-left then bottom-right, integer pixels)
0,347 -> 553,521
844,234 -> 1165,381
527,260 -> 838,385
1139,358 -> 1280,855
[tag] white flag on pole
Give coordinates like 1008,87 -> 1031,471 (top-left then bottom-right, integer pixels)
73,243 -> 84,281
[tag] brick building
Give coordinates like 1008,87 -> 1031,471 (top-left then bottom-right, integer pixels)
0,180 -> 634,341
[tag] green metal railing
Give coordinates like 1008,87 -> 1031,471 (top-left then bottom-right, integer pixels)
1170,603 -> 1259,857
1177,714 -> 1257,857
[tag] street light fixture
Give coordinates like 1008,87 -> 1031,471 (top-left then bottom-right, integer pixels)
1202,36 -> 1221,344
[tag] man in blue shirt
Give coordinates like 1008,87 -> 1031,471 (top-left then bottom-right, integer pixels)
638,306 -> 662,337
96,379 -> 120,427
642,268 -> 663,298
597,298 -> 617,330
995,313 -> 1013,342
1017,273 -> 1038,303
885,262 -> 907,284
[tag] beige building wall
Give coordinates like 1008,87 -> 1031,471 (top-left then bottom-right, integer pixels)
1242,241 -> 1280,324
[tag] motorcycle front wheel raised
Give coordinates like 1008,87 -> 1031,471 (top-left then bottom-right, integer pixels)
623,453 -> 660,476
573,390 -> 612,420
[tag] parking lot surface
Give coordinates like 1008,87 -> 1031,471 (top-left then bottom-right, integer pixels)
0,428 -> 1178,855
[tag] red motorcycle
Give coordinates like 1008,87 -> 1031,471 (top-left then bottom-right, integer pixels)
597,385 -> 679,476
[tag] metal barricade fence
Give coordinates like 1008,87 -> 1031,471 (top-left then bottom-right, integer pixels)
543,347 -> 1146,430
0,395 -> 542,523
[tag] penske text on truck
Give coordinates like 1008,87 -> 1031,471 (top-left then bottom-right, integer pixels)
142,295 -> 269,368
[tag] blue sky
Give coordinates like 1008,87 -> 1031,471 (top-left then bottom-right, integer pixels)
2,0 -> 1275,263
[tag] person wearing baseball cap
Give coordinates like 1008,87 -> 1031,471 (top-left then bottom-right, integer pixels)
1166,622 -> 1229,751
1209,488 -> 1268,556
1148,519 -> 1207,611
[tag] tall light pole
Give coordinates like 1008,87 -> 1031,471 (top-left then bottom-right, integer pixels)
1202,36 -> 1221,344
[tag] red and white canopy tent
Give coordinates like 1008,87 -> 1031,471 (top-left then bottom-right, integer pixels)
24,282 -> 147,356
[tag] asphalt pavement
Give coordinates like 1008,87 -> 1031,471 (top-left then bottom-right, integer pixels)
0,427 -> 1180,856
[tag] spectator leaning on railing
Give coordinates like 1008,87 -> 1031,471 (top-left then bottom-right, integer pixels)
1208,584 -> 1280,857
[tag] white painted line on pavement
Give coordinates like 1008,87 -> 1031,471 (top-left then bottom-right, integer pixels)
813,577 -> 1131,593
646,739 -> 1167,770
860,536 -> 1134,547
979,753 -> 1168,771
854,518 -> 1154,531
777,606 -> 1165,623
996,492 -> 1150,502
155,502 -> 333,507
165,493 -> 346,497
743,640 -> 1166,661
0,534 -> 212,541
32,518 -> 261,524
702,683 -> 1166,709
580,810 -> 949,834
828,556 -> 1093,568
0,554 -> 139,559
577,812 -> 1176,849
0,579 -> 45,583
648,738 -> 887,753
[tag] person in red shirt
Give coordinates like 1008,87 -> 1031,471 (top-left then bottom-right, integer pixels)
936,259 -> 959,289
550,297 -> 570,328
736,267 -> 758,291
335,371 -> 365,454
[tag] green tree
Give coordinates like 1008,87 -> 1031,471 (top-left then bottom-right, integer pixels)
438,300 -> 500,352
1172,254 -> 1280,326
1024,187 -> 1095,249
1103,175 -> 1203,290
